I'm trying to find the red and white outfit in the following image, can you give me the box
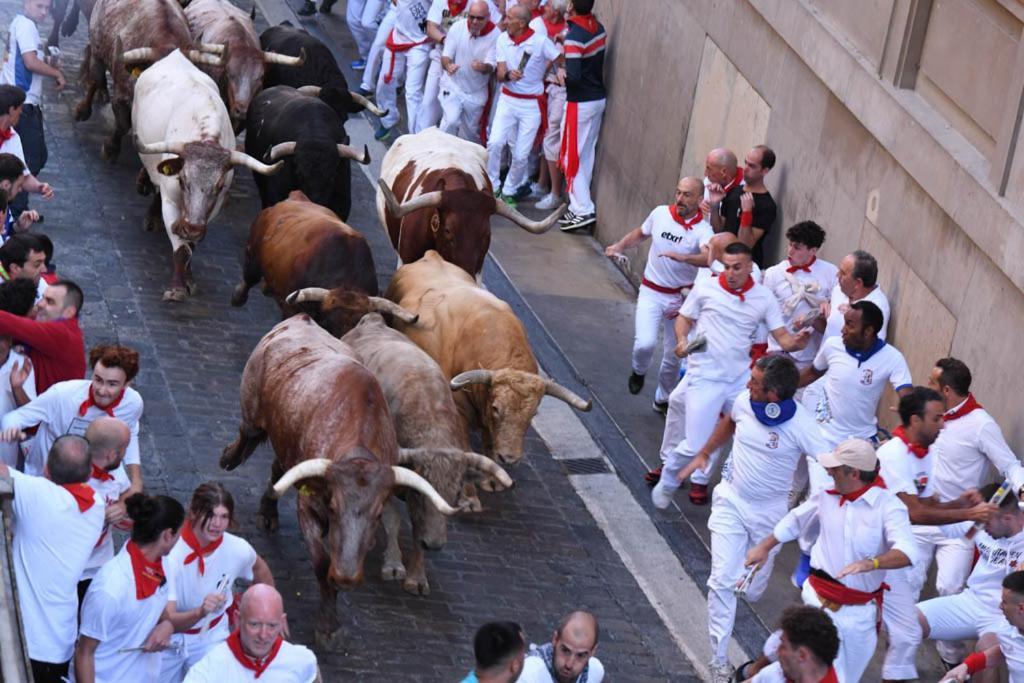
[0,378,143,476]
[375,0,434,130]
[183,632,318,682]
[438,15,498,142]
[750,662,839,682]
[0,347,35,466]
[160,530,258,681]
[559,15,606,217]
[79,541,174,681]
[81,463,132,582]
[529,14,567,163]
[822,284,890,341]
[762,256,838,368]
[486,27,559,196]
[773,481,917,683]
[706,392,828,667]
[415,0,469,132]
[10,469,103,666]
[630,206,712,404]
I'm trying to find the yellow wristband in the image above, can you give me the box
[871,557,880,570]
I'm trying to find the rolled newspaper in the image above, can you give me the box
[735,563,760,596]
[975,479,1012,531]
[518,51,531,72]
[684,334,708,355]
[793,309,822,331]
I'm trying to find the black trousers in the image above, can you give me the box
[11,103,47,215]
[30,658,69,683]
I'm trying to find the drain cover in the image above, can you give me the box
[561,458,611,475]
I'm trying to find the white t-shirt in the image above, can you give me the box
[495,28,559,96]
[967,528,1024,608]
[183,639,319,683]
[763,257,837,364]
[10,469,104,663]
[393,0,433,44]
[639,206,713,289]
[0,127,29,172]
[80,544,173,682]
[823,284,890,341]
[517,653,605,683]
[994,619,1024,683]
[877,436,934,499]
[0,347,35,467]
[82,464,132,580]
[440,19,499,103]
[0,379,144,476]
[1,14,44,106]
[811,337,912,446]
[679,275,785,383]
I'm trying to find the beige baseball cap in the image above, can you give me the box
[817,438,878,471]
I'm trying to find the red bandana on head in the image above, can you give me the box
[786,256,816,273]
[944,393,983,421]
[126,540,166,600]
[510,27,535,46]
[181,523,223,576]
[718,273,755,301]
[61,482,96,512]
[669,206,703,229]
[78,385,125,418]
[90,463,114,482]
[227,629,284,679]
[892,425,929,459]
[827,475,887,506]
[568,13,598,33]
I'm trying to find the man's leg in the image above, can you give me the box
[881,571,922,681]
[403,45,433,131]
[689,375,746,486]
[439,89,462,136]
[706,493,761,668]
[375,47,406,130]
[801,582,877,683]
[414,58,444,133]
[486,97,516,191]
[918,592,992,665]
[655,309,682,405]
[630,286,663,393]
[653,377,727,506]
[347,0,374,59]
[459,99,486,144]
[565,98,605,217]
[362,8,396,92]
[503,99,541,196]
[932,536,977,664]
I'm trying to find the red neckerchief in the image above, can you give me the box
[723,168,744,192]
[718,273,755,302]
[787,666,840,683]
[226,629,284,679]
[181,523,223,576]
[669,206,703,229]
[126,540,166,600]
[78,385,125,417]
[478,21,497,36]
[530,7,543,19]
[568,13,598,33]
[827,475,886,506]
[510,27,535,46]
[542,16,566,38]
[448,0,467,15]
[944,394,983,421]
[786,256,817,273]
[0,127,12,144]
[91,463,115,482]
[61,482,96,512]
[892,425,928,459]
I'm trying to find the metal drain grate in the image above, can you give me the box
[562,458,611,475]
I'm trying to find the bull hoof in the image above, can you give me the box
[402,575,430,596]
[219,443,241,471]
[230,284,249,307]
[315,628,344,651]
[185,280,199,296]
[162,287,188,303]
[381,561,406,582]
[73,102,92,122]
[256,511,279,532]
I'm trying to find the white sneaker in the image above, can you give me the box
[651,480,673,509]
[535,193,562,210]
[529,182,547,198]
[709,661,735,683]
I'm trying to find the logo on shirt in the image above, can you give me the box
[766,432,780,450]
[860,369,874,386]
[914,475,928,495]
[660,231,687,244]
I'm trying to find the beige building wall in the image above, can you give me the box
[591,0,1024,445]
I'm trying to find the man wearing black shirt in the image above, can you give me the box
[714,145,777,267]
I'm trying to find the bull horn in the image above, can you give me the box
[391,466,458,515]
[377,179,443,219]
[187,50,226,67]
[460,452,513,488]
[297,85,321,96]
[196,42,226,55]
[122,47,156,64]
[272,458,332,498]
[134,137,185,156]
[264,47,305,66]
[267,141,297,162]
[337,143,370,165]
[367,296,418,324]
[348,90,388,117]
[493,199,568,235]
[450,369,493,390]
[544,379,592,412]
[286,287,330,305]
[230,150,283,175]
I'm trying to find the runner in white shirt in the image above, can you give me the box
[160,482,275,681]
[374,0,434,137]
[416,0,471,132]
[4,435,103,683]
[80,418,133,595]
[941,571,1024,683]
[76,493,185,683]
[671,355,828,682]
[438,2,499,142]
[820,250,890,341]
[184,584,320,683]
[749,606,841,683]
[604,177,712,411]
[0,343,143,486]
[517,610,603,683]
[651,241,810,508]
[486,5,561,202]
[747,439,917,683]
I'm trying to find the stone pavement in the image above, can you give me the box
[0,0,699,679]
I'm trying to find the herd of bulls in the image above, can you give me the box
[57,0,587,647]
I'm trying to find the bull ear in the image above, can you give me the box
[157,158,184,177]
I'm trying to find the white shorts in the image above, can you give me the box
[918,590,1006,642]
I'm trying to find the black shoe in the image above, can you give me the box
[652,400,668,415]
[628,372,644,394]
[319,0,337,12]
[297,1,316,16]
[560,211,596,232]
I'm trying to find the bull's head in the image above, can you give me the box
[286,287,418,336]
[450,369,592,464]
[297,85,388,122]
[266,139,369,208]
[135,137,282,242]
[224,48,305,129]
[397,448,512,549]
[271,453,459,586]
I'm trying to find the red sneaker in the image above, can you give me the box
[688,483,709,505]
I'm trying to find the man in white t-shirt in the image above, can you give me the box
[438,2,499,142]
[518,611,604,683]
[821,250,890,341]
[651,241,811,508]
[375,0,434,139]
[184,584,320,682]
[79,417,132,598]
[486,5,560,204]
[604,177,711,412]
[941,571,1024,682]
[6,434,103,683]
[416,0,469,132]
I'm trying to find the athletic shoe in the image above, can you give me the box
[512,184,532,201]
[374,124,393,141]
[319,0,337,13]
[535,193,562,210]
[499,194,518,208]
[297,1,316,16]
[791,551,812,589]
[709,661,735,683]
[358,85,374,97]
[350,59,367,71]
[652,400,668,415]
[628,372,644,395]
[529,182,547,198]
[560,211,596,232]
[651,481,673,509]
[644,466,662,487]
[735,661,757,681]
[688,483,709,505]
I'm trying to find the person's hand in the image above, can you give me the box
[471,59,488,73]
[699,199,711,216]
[9,358,30,391]
[604,243,622,258]
[659,251,689,263]
[0,427,26,442]
[836,558,875,579]
[199,592,227,616]
[54,70,66,90]
[939,663,970,681]
[819,301,831,319]
[745,544,769,569]
[791,328,812,350]
[674,340,690,359]
[677,452,708,482]
[962,489,985,506]
[967,502,999,524]
[740,191,754,213]
[104,501,127,525]
[141,620,174,652]
[445,62,459,75]
[509,69,523,82]
[707,183,725,205]
[37,183,54,199]
[553,67,566,86]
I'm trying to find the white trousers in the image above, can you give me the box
[907,527,976,663]
[159,630,224,682]
[360,7,396,91]
[486,94,542,196]
[881,568,923,680]
[347,0,385,59]
[802,580,877,683]
[375,42,431,129]
[439,87,487,143]
[631,285,683,403]
[657,373,747,486]
[414,56,444,132]
[915,590,1007,662]
[559,98,605,215]
[707,487,786,665]
[543,84,566,162]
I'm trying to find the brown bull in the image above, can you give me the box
[386,250,592,464]
[220,315,457,646]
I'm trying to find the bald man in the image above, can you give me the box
[519,611,603,683]
[605,177,712,414]
[184,585,320,682]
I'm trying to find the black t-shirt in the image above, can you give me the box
[719,189,777,267]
